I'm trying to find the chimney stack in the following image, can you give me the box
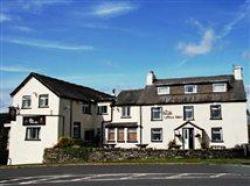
[233,65,243,80]
[146,70,156,86]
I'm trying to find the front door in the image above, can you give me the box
[182,128,194,150]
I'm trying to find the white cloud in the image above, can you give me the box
[14,26,34,32]
[242,50,250,60]
[91,2,137,17]
[0,13,11,23]
[0,65,40,73]
[219,0,250,39]
[2,38,94,51]
[177,29,215,57]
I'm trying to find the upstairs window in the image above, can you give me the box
[151,107,162,121]
[121,106,131,118]
[22,95,31,109]
[211,128,223,142]
[151,128,163,142]
[98,106,108,115]
[39,94,49,108]
[213,83,227,92]
[157,86,170,95]
[210,105,222,120]
[82,103,91,114]
[183,106,194,121]
[184,85,197,94]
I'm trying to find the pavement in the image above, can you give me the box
[0,164,250,186]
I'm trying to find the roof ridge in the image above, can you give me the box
[120,88,144,92]
[156,74,233,81]
[31,72,114,98]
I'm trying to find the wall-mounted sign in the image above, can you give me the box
[23,115,46,125]
[163,109,183,119]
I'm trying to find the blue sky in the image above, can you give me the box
[0,0,250,112]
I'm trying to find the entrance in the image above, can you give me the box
[182,128,194,150]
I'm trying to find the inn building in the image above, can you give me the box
[104,65,248,150]
[4,65,249,165]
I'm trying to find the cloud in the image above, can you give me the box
[0,65,40,73]
[0,13,11,23]
[177,29,215,57]
[91,1,137,17]
[2,38,94,51]
[13,26,34,33]
[242,50,250,60]
[219,0,250,39]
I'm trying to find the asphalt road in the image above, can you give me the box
[0,164,250,186]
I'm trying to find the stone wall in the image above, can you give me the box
[43,147,248,164]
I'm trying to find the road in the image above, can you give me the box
[0,164,250,186]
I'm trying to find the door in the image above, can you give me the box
[182,128,194,150]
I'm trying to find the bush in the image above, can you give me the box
[54,137,74,148]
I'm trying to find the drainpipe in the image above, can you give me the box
[69,100,73,138]
[139,105,143,145]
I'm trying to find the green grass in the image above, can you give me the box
[1,157,250,169]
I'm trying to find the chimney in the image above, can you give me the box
[146,70,156,86]
[233,65,243,80]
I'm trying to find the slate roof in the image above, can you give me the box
[11,72,115,102]
[116,74,246,106]
[105,122,138,128]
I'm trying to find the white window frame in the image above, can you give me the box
[157,86,170,95]
[25,127,40,141]
[121,106,131,118]
[211,128,223,142]
[151,107,162,121]
[39,94,49,108]
[151,128,163,142]
[183,106,194,121]
[98,105,108,115]
[22,95,31,108]
[184,85,197,94]
[212,83,227,92]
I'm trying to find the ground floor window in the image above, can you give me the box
[25,127,41,141]
[84,129,95,142]
[73,122,81,139]
[211,128,223,142]
[151,128,163,142]
[127,128,137,143]
[117,128,125,142]
[108,128,115,142]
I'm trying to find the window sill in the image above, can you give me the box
[21,107,31,109]
[38,106,49,108]
[127,141,138,143]
[210,118,222,120]
[151,119,163,121]
[211,140,224,143]
[117,141,125,143]
[151,140,163,143]
[107,140,115,143]
[98,113,108,115]
[25,139,41,141]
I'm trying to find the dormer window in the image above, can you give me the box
[157,86,170,95]
[213,83,227,92]
[184,85,197,94]
[22,95,31,109]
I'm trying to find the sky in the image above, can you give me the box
[0,0,250,112]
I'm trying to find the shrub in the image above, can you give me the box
[54,137,74,148]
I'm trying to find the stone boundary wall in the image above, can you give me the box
[43,147,248,164]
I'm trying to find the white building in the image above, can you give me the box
[104,66,248,150]
[6,72,114,165]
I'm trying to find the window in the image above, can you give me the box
[25,127,40,141]
[127,128,137,142]
[117,128,125,142]
[22,95,31,108]
[82,103,91,114]
[23,115,46,125]
[157,86,170,95]
[211,128,223,142]
[84,129,95,142]
[183,106,194,121]
[151,107,162,121]
[210,105,222,120]
[98,106,108,114]
[184,85,197,94]
[151,128,163,142]
[39,94,49,108]
[108,128,115,142]
[213,83,227,92]
[73,122,81,139]
[121,106,131,118]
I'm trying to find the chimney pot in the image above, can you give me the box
[233,65,243,80]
